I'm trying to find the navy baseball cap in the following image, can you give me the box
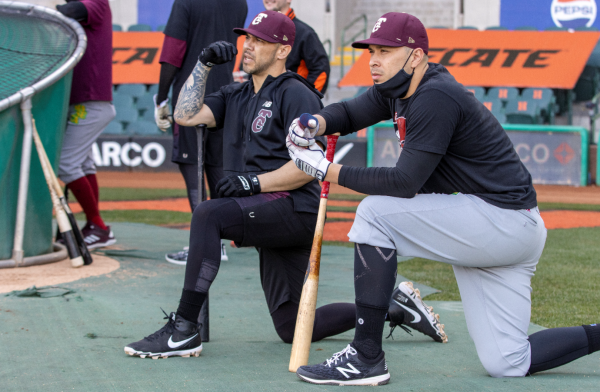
[234,11,295,47]
[352,12,429,54]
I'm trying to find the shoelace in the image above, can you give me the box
[386,323,412,340]
[144,309,176,342]
[326,344,357,367]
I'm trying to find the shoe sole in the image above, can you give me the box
[86,238,117,250]
[297,372,390,386]
[165,255,187,265]
[124,344,202,359]
[399,282,448,343]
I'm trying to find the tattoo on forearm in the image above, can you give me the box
[174,61,210,122]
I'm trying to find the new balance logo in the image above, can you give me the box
[336,363,361,378]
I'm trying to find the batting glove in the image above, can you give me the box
[286,135,331,181]
[153,94,171,132]
[199,41,238,67]
[216,174,261,198]
[288,113,319,147]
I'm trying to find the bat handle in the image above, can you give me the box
[320,135,339,199]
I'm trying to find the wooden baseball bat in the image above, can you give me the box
[31,120,84,268]
[289,134,339,372]
[32,122,93,265]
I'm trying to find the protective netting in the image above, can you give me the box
[0,5,78,101]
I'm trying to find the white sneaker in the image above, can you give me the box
[220,240,228,261]
[165,246,188,265]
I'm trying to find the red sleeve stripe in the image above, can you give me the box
[159,35,187,68]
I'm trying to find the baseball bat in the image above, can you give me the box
[289,134,339,372]
[33,123,93,265]
[31,120,84,268]
[196,124,209,342]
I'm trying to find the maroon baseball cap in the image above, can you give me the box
[352,12,429,54]
[234,11,295,46]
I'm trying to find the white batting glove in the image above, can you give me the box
[288,113,319,147]
[153,94,172,132]
[286,135,331,181]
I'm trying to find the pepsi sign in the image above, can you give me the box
[551,0,597,28]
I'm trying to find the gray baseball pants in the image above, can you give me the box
[348,193,547,377]
[58,101,115,184]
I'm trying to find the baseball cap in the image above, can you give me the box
[234,11,295,47]
[352,12,429,54]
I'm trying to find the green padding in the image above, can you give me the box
[0,73,72,259]
[1,222,599,391]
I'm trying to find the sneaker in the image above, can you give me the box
[296,344,390,386]
[124,310,202,359]
[387,281,448,343]
[81,223,116,250]
[165,247,188,265]
[220,240,228,261]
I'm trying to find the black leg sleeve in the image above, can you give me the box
[528,326,589,375]
[178,163,198,212]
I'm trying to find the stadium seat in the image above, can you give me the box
[137,94,156,113]
[493,112,507,124]
[112,93,135,109]
[487,87,519,103]
[485,26,508,30]
[112,24,123,31]
[573,66,600,102]
[102,121,124,135]
[521,88,555,120]
[117,84,147,99]
[505,100,538,124]
[457,26,478,30]
[481,97,503,117]
[156,24,167,32]
[514,26,537,30]
[114,107,139,125]
[544,26,568,31]
[127,24,152,32]
[141,108,157,122]
[127,120,164,136]
[148,84,159,96]
[465,86,485,101]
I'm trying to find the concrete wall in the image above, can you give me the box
[463,0,501,30]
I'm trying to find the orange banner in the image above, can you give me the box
[339,30,600,89]
[112,32,246,84]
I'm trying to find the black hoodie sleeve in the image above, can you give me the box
[320,87,391,136]
[56,1,88,22]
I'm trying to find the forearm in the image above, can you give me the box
[157,62,179,103]
[258,161,315,192]
[174,61,211,125]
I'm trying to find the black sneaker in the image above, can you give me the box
[165,247,188,265]
[296,344,390,386]
[387,281,448,343]
[81,223,116,250]
[124,311,202,359]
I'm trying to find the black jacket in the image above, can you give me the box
[204,72,325,213]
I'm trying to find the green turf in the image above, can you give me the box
[398,227,600,328]
[327,205,358,212]
[78,187,189,201]
[538,202,600,211]
[328,193,366,201]
[74,210,191,226]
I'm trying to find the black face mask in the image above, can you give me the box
[374,49,415,99]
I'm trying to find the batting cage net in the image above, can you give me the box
[0,3,80,102]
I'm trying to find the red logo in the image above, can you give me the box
[554,142,575,164]
[394,112,406,149]
[252,109,272,133]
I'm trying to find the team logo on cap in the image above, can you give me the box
[373,17,387,32]
[253,13,268,25]
[551,0,597,29]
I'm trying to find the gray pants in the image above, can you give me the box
[348,193,547,377]
[58,101,115,184]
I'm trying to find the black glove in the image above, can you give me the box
[199,41,237,67]
[215,174,261,198]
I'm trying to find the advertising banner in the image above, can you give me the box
[339,30,599,89]
[369,124,588,186]
[94,135,178,172]
[501,0,599,30]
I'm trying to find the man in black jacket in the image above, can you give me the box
[263,0,330,93]
[124,11,355,359]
